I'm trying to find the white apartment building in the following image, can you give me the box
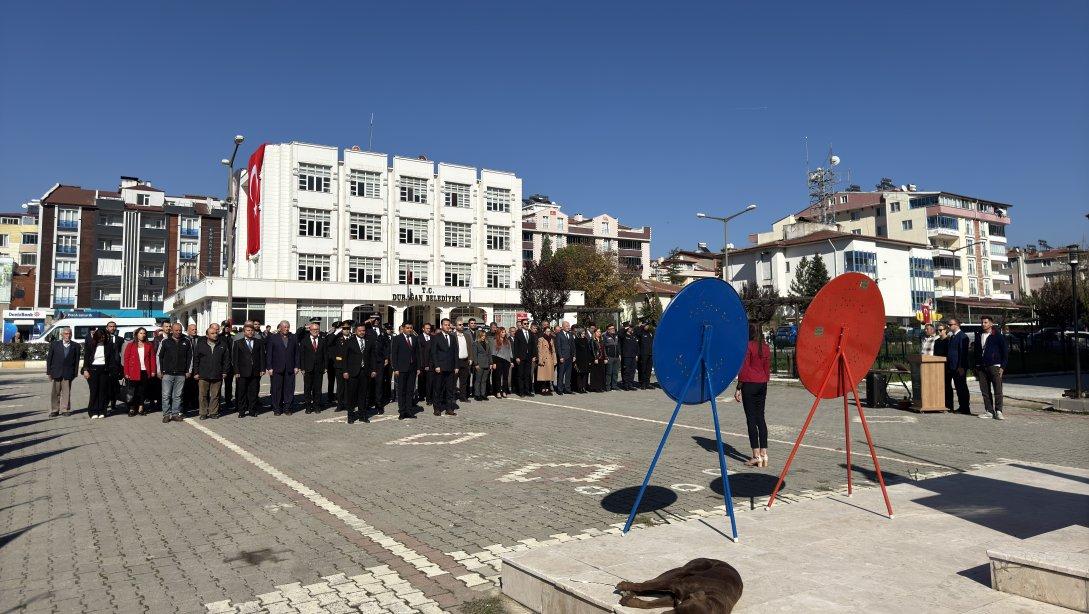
[727,229,934,321]
[166,142,583,330]
[521,194,652,278]
[795,189,1014,315]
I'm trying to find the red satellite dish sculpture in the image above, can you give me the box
[766,272,894,518]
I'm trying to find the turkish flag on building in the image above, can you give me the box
[245,144,266,259]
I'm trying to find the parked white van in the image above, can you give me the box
[33,317,160,344]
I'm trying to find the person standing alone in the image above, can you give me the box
[734,325,771,467]
[973,315,1008,420]
[46,328,81,417]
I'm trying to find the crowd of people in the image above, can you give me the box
[43,315,661,424]
[919,315,1010,420]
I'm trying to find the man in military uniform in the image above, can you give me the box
[330,321,353,411]
[619,322,640,391]
[637,321,654,389]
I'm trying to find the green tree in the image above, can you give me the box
[664,248,685,285]
[540,236,554,263]
[789,256,812,298]
[1030,276,1088,328]
[519,259,570,324]
[808,255,831,288]
[638,295,664,324]
[551,245,637,313]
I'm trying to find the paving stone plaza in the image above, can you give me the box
[2,369,1087,613]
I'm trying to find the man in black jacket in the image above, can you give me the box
[636,322,655,389]
[431,318,459,415]
[46,327,81,416]
[232,324,265,418]
[329,322,353,411]
[619,322,640,391]
[416,323,434,405]
[325,321,346,406]
[157,323,193,423]
[102,321,125,414]
[193,325,230,419]
[390,322,419,419]
[344,323,377,423]
[298,322,326,414]
[945,318,972,414]
[512,319,535,397]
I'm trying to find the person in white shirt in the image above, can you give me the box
[920,324,938,356]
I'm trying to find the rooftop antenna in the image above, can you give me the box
[368,113,375,151]
[807,143,841,226]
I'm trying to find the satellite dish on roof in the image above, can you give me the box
[900,185,908,191]
[829,155,840,166]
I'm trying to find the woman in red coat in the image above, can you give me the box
[122,327,157,416]
[733,324,771,467]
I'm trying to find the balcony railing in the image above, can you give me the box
[179,252,199,260]
[57,220,78,231]
[934,267,961,279]
[180,228,199,237]
[55,271,76,280]
[927,227,959,238]
[56,246,77,255]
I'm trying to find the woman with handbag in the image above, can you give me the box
[122,327,157,416]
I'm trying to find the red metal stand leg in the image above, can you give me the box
[841,355,853,496]
[766,351,840,510]
[842,358,894,518]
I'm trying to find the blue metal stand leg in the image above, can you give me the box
[622,350,705,535]
[708,376,739,542]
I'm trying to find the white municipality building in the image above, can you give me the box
[165,141,583,330]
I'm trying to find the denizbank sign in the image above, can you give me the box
[391,286,466,304]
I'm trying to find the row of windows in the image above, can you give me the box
[297,255,512,288]
[297,209,511,249]
[844,250,878,277]
[909,257,933,278]
[296,166,514,212]
[927,215,958,230]
[0,232,37,246]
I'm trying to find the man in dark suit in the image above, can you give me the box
[390,322,419,419]
[232,323,265,417]
[431,318,459,415]
[101,321,126,414]
[46,327,81,416]
[416,323,434,405]
[637,322,655,389]
[298,322,326,414]
[619,322,640,390]
[945,317,972,414]
[554,321,574,394]
[972,315,1009,420]
[455,320,473,402]
[343,323,377,423]
[329,322,353,411]
[325,320,345,406]
[512,319,535,397]
[378,322,394,409]
[265,320,300,416]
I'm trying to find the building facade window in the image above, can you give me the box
[140,289,163,303]
[136,193,150,206]
[844,250,877,276]
[909,257,933,278]
[349,213,382,241]
[850,211,860,221]
[298,163,332,193]
[967,258,976,275]
[143,216,166,229]
[618,239,641,250]
[141,265,165,277]
[444,222,472,248]
[179,240,199,260]
[399,176,428,203]
[55,285,76,305]
[0,234,6,247]
[348,257,382,283]
[890,203,901,213]
[486,225,509,251]
[522,249,533,262]
[298,208,331,238]
[296,302,342,332]
[142,240,166,253]
[349,170,382,198]
[398,260,429,285]
[969,278,978,295]
[486,264,510,288]
[231,299,266,326]
[178,263,199,286]
[444,263,471,287]
[20,253,36,266]
[444,182,471,208]
[21,232,38,245]
[399,218,429,245]
[600,221,610,235]
[926,215,958,230]
[97,259,123,276]
[297,254,330,281]
[98,239,122,251]
[58,208,79,230]
[95,289,121,302]
[485,187,511,212]
[180,217,199,237]
[901,220,913,231]
[57,235,77,254]
[0,216,17,224]
[100,213,123,227]
[620,256,642,271]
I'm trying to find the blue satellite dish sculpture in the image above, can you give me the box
[622,278,749,541]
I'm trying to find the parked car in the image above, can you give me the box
[774,325,798,347]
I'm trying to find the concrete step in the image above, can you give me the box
[988,526,1089,612]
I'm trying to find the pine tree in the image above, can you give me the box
[789,256,812,298]
[807,256,831,293]
[540,236,554,263]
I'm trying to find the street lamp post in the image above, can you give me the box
[1070,248,1082,399]
[696,204,757,283]
[221,135,244,329]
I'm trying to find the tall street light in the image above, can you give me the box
[696,204,757,282]
[222,134,244,328]
[1069,247,1082,399]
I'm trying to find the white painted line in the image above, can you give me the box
[853,415,917,424]
[574,485,610,496]
[497,462,621,483]
[315,414,397,424]
[184,418,479,590]
[0,404,27,410]
[671,483,704,492]
[509,397,945,468]
[386,432,486,446]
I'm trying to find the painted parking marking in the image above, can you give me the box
[853,415,918,424]
[497,462,621,483]
[184,418,483,590]
[386,432,486,446]
[315,414,397,424]
[574,485,610,496]
[509,397,945,468]
[671,483,704,492]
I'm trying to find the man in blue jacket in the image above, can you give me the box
[973,315,1008,420]
[945,318,972,414]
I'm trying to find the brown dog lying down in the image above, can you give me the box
[615,558,743,613]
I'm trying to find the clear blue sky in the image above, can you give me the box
[2,1,1086,256]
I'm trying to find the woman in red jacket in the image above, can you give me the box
[733,324,771,467]
[122,327,157,416]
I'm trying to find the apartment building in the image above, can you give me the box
[796,189,1014,315]
[167,142,584,330]
[521,194,652,278]
[649,244,721,285]
[1002,247,1082,301]
[35,178,225,317]
[0,207,39,268]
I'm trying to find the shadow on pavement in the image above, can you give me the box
[0,446,83,474]
[1009,463,1089,488]
[710,473,781,499]
[690,436,750,464]
[601,485,678,515]
[0,513,73,550]
[836,463,911,485]
[0,591,53,614]
[956,563,991,587]
[912,472,1089,539]
[0,434,68,458]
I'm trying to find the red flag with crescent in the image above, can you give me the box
[245,144,266,259]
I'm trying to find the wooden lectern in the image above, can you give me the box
[908,354,946,412]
